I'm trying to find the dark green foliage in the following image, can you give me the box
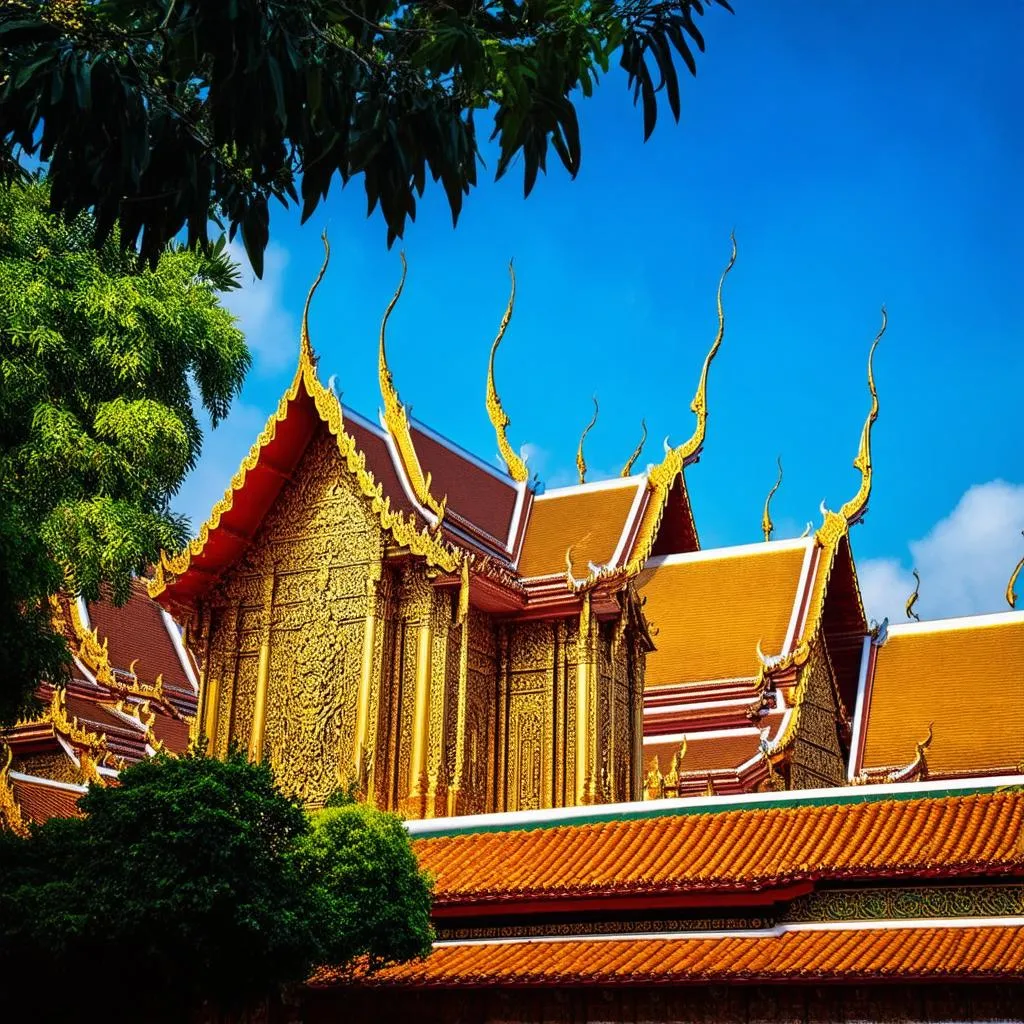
[298,804,434,972]
[0,750,433,1018]
[0,0,733,275]
[0,177,248,725]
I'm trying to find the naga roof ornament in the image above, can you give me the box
[817,307,887,545]
[576,396,599,485]
[621,419,648,477]
[906,569,921,621]
[762,456,783,542]
[378,253,447,523]
[1006,532,1024,609]
[299,229,330,371]
[486,260,530,483]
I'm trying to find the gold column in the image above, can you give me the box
[448,566,471,816]
[353,567,381,777]
[575,594,593,805]
[408,615,433,797]
[248,572,275,763]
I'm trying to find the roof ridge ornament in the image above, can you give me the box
[648,232,737,489]
[621,419,648,477]
[762,455,783,542]
[378,252,447,523]
[1006,531,1024,609]
[299,230,330,371]
[576,396,599,485]
[906,569,921,622]
[486,260,530,483]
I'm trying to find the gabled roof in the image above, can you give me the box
[850,611,1024,781]
[9,772,86,825]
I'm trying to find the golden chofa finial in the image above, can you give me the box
[762,456,783,542]
[1007,531,1024,609]
[576,396,599,485]
[486,260,529,482]
[838,306,887,527]
[378,253,446,522]
[649,232,737,488]
[621,419,648,477]
[300,230,331,369]
[906,569,921,622]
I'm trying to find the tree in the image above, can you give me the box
[0,749,433,1020]
[0,0,733,276]
[0,177,249,724]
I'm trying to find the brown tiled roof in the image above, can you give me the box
[860,615,1024,778]
[345,414,418,519]
[412,791,1024,907]
[87,584,192,693]
[150,713,192,754]
[10,776,85,823]
[318,923,1024,987]
[518,482,639,579]
[644,723,782,775]
[636,542,810,688]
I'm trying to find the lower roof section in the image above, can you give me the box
[313,918,1024,988]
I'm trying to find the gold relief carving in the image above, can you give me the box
[508,693,544,812]
[0,746,29,837]
[12,751,82,786]
[786,884,1024,924]
[230,655,258,750]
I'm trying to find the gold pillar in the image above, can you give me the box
[575,594,593,805]
[248,573,275,763]
[408,616,433,797]
[448,567,471,815]
[353,568,381,777]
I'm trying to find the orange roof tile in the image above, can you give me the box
[518,482,639,579]
[317,923,1024,987]
[644,727,774,775]
[861,616,1024,778]
[636,542,811,687]
[412,791,1023,906]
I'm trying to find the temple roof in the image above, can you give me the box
[9,772,86,825]
[851,611,1024,781]
[315,922,1024,988]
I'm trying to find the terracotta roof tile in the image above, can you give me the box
[861,617,1024,777]
[11,776,85,823]
[644,726,776,775]
[413,792,1024,906]
[319,924,1024,987]
[518,483,639,579]
[637,543,810,687]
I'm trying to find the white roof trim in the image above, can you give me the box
[792,545,822,644]
[8,771,89,794]
[434,916,1024,949]
[644,694,781,716]
[644,537,813,568]
[848,635,874,780]
[783,541,816,654]
[377,409,439,530]
[506,480,529,557]
[535,475,645,500]
[610,478,648,568]
[643,726,762,745]
[885,609,1024,636]
[341,404,389,439]
[75,595,91,631]
[406,773,1024,838]
[161,608,200,692]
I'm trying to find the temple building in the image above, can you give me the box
[3,236,1022,1019]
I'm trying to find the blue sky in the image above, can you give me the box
[177,0,1024,624]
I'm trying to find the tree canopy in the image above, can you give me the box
[0,177,248,724]
[0,749,433,1019]
[0,0,733,275]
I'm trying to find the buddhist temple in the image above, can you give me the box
[4,236,1022,1020]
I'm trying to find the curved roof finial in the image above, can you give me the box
[762,455,783,542]
[620,419,648,477]
[1007,531,1024,609]
[906,568,921,622]
[838,306,886,527]
[486,260,529,483]
[378,253,446,521]
[649,232,737,486]
[576,396,599,485]
[299,230,331,369]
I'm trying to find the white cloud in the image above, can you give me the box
[173,401,270,534]
[222,241,296,372]
[858,480,1024,624]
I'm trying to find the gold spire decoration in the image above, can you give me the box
[620,419,648,477]
[648,232,737,489]
[378,252,446,522]
[576,396,599,485]
[299,230,330,368]
[1007,532,1024,609]
[486,260,529,483]
[906,569,921,622]
[762,456,783,542]
[0,743,29,837]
